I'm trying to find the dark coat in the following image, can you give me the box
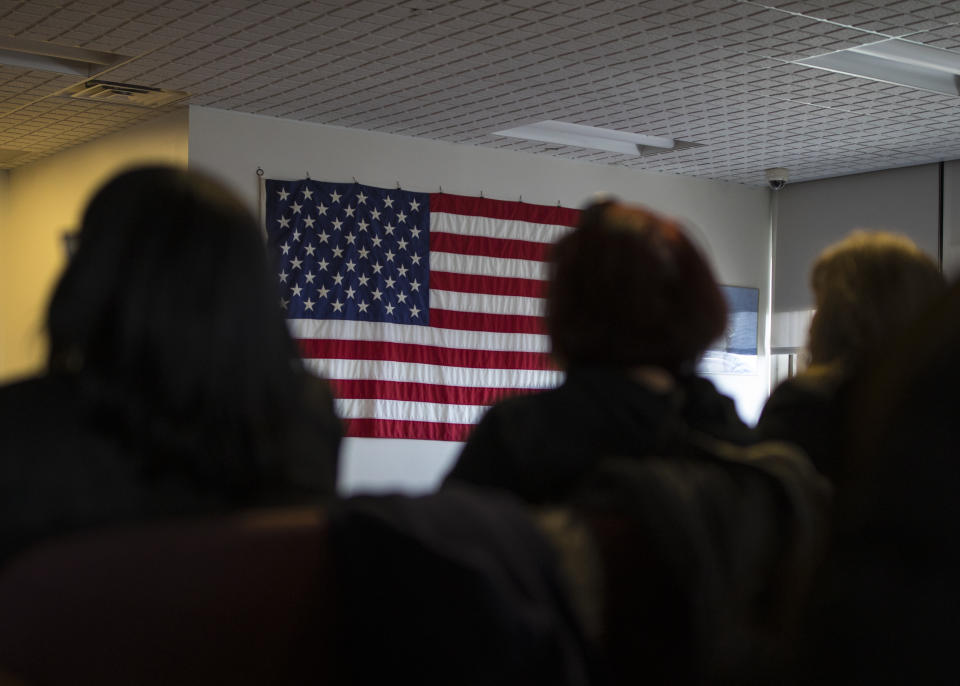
[0,372,340,564]
[445,366,755,504]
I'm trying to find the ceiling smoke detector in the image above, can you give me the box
[64,80,188,108]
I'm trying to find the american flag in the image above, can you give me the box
[265,179,580,441]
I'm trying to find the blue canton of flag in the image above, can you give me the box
[265,180,430,325]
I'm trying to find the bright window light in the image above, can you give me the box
[797,39,960,96]
[494,120,675,155]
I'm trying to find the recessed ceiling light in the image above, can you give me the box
[797,39,960,96]
[0,36,127,76]
[494,120,675,155]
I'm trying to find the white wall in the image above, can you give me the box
[775,164,941,314]
[942,160,960,280]
[188,106,772,494]
[0,111,189,381]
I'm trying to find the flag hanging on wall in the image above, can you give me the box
[265,179,580,442]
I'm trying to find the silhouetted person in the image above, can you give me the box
[757,231,944,483]
[445,199,752,504]
[0,166,341,564]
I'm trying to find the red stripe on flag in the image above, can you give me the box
[429,308,547,335]
[432,193,581,227]
[430,231,552,262]
[344,418,475,442]
[328,379,541,406]
[430,271,547,298]
[298,338,555,370]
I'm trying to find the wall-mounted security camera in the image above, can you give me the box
[765,167,789,191]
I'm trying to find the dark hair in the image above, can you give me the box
[807,231,944,366]
[46,166,335,499]
[546,201,727,372]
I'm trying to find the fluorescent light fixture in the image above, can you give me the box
[0,36,127,76]
[797,39,960,96]
[494,120,675,155]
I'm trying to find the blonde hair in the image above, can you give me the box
[808,231,944,366]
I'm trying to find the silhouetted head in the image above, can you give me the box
[807,231,945,367]
[547,200,727,373]
[46,166,336,498]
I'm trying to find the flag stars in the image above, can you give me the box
[371,208,381,221]
[397,237,409,251]
[333,273,345,285]
[331,299,344,312]
[397,210,407,224]
[384,276,396,289]
[280,297,289,310]
[384,223,395,235]
[291,284,303,297]
[358,246,370,259]
[409,305,421,319]
[317,258,329,271]
[384,196,395,208]
[280,242,291,255]
[356,191,368,204]
[410,279,421,292]
[396,292,408,304]
[345,232,357,245]
[371,288,383,300]
[305,243,316,257]
[371,262,383,274]
[305,271,316,284]
[330,190,342,203]
[409,198,420,212]
[278,269,289,283]
[358,219,369,232]
[291,201,302,215]
[278,216,290,229]
[290,257,303,270]
[278,188,290,201]
[358,300,370,314]
[385,249,396,262]
[303,216,316,229]
[318,285,330,299]
[385,303,396,315]
[410,227,422,239]
[332,246,345,258]
[317,202,328,216]
[410,253,422,265]
[331,218,343,231]
[397,265,409,278]
[345,259,357,272]
[318,230,330,244]
[302,187,313,200]
[345,286,356,299]
[304,298,316,311]
[371,236,383,248]
[357,274,370,287]
[344,205,356,218]
[292,229,301,242]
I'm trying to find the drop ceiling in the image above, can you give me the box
[2,0,960,186]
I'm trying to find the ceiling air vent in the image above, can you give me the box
[65,80,188,108]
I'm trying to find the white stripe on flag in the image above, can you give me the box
[431,211,574,243]
[289,318,551,353]
[335,397,488,425]
[431,289,545,317]
[431,250,548,280]
[304,358,563,389]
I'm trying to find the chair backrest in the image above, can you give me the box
[0,507,335,686]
